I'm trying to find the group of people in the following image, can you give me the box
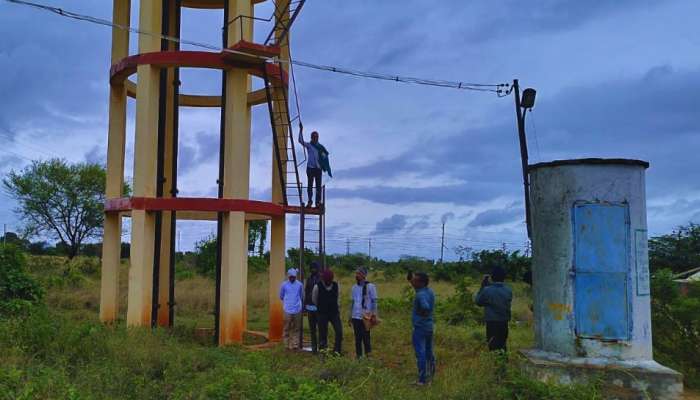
[293,129,513,384]
[279,262,513,386]
[278,263,377,358]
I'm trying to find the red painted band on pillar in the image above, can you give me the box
[104,197,286,216]
[110,49,288,86]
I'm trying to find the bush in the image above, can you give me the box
[194,235,217,277]
[0,245,44,316]
[249,256,268,273]
[69,256,100,276]
[651,269,700,387]
[439,276,482,325]
[174,261,195,280]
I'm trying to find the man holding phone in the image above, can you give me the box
[475,266,512,352]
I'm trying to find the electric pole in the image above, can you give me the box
[512,79,537,240]
[368,238,372,267]
[439,222,445,265]
[346,238,350,256]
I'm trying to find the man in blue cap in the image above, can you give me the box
[279,267,303,350]
[475,266,513,352]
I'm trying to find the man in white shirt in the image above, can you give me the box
[279,268,303,350]
[348,267,378,358]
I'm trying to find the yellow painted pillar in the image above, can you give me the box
[157,0,180,328]
[100,0,130,324]
[268,0,291,342]
[127,0,162,327]
[218,0,253,345]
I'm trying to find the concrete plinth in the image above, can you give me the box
[521,350,683,399]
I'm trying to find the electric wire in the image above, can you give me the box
[3,0,529,256]
[4,0,510,95]
[528,109,542,162]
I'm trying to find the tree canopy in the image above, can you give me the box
[3,159,116,259]
[649,223,700,273]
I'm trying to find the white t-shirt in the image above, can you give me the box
[350,281,378,319]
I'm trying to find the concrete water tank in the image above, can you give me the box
[523,158,683,399]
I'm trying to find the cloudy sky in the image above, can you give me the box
[1,1,699,260]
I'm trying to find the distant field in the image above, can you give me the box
[0,256,612,399]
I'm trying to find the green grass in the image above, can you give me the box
[0,256,602,399]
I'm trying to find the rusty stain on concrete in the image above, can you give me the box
[548,303,571,320]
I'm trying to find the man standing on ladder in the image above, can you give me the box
[299,126,331,208]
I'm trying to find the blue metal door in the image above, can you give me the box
[573,203,630,340]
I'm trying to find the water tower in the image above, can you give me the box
[98,0,323,346]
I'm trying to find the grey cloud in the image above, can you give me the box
[330,182,507,206]
[441,212,455,224]
[84,145,105,165]
[371,214,408,236]
[452,0,659,43]
[177,131,220,175]
[408,219,430,232]
[468,205,524,228]
[332,64,700,207]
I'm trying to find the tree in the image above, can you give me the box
[248,220,267,257]
[3,159,120,259]
[650,269,700,386]
[649,223,700,273]
[194,235,217,277]
[0,231,29,249]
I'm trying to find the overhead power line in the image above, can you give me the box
[4,0,510,94]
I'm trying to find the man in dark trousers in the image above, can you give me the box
[298,128,331,208]
[475,266,513,352]
[312,268,343,354]
[304,261,321,353]
[411,271,436,385]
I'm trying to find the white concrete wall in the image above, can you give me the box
[529,160,652,360]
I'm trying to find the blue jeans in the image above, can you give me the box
[412,328,435,383]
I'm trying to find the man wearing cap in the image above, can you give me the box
[279,268,304,350]
[349,267,378,358]
[475,266,513,352]
[304,262,322,353]
[312,268,343,354]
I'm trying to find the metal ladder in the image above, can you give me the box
[264,0,307,47]
[300,186,326,269]
[262,62,303,208]
[262,62,325,269]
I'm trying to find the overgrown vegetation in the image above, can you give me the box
[651,269,700,387]
[0,248,605,399]
[2,214,700,397]
[649,223,700,273]
[0,245,43,316]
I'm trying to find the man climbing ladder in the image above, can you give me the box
[299,126,331,208]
